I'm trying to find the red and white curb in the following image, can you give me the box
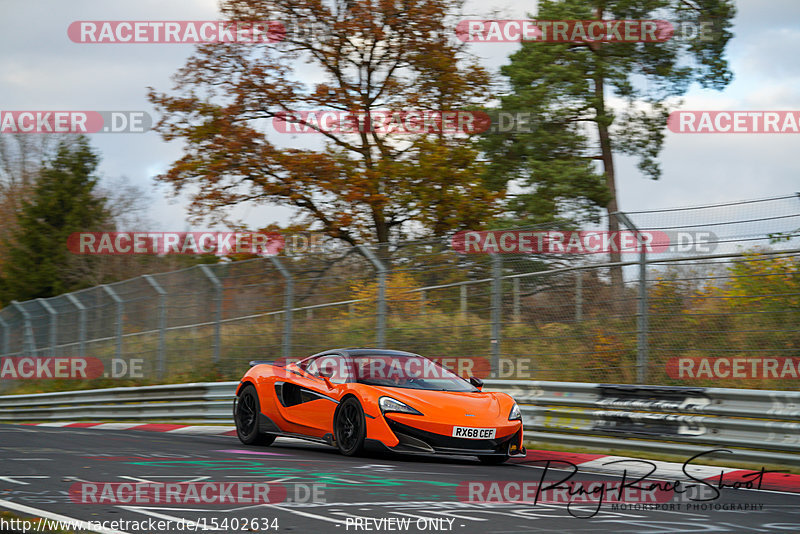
[514,449,800,494]
[15,422,800,494]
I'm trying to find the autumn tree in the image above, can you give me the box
[149,0,499,257]
[481,0,735,289]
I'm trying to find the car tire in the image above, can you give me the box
[478,455,510,465]
[235,384,276,446]
[334,397,366,456]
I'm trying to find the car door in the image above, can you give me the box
[274,354,347,435]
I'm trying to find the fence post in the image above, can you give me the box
[101,286,124,360]
[358,245,387,348]
[200,265,222,364]
[512,277,521,322]
[66,294,86,357]
[0,315,9,355]
[37,298,58,357]
[637,247,649,384]
[269,257,294,360]
[614,212,649,384]
[575,270,583,323]
[143,275,167,379]
[460,284,467,318]
[490,254,502,377]
[11,301,35,356]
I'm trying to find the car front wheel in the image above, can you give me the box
[334,397,366,456]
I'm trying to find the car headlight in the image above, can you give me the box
[509,402,522,421]
[379,396,423,416]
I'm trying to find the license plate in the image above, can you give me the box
[452,426,496,439]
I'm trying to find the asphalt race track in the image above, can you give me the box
[1,425,800,533]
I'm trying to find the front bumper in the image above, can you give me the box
[371,418,525,457]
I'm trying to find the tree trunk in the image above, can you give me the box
[372,207,392,268]
[593,6,624,309]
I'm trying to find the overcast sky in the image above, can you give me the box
[1,0,798,233]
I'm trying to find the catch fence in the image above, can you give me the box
[0,195,798,391]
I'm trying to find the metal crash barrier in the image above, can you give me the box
[0,380,798,466]
[0,382,237,423]
[485,380,800,466]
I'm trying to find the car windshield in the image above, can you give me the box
[350,354,478,392]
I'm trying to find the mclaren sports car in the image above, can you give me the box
[234,348,526,463]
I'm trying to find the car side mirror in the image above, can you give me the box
[469,376,484,390]
[318,368,335,388]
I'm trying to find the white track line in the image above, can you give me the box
[0,498,130,534]
[259,503,345,524]
[91,423,141,430]
[576,455,741,480]
[0,476,49,485]
[116,506,217,531]
[166,426,235,434]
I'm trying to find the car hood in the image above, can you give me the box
[369,386,512,420]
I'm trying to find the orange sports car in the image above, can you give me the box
[234,348,525,464]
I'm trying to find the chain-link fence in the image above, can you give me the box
[0,195,798,392]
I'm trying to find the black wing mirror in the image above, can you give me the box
[469,376,484,390]
[318,368,335,388]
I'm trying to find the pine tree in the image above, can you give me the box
[0,137,110,303]
[482,0,735,291]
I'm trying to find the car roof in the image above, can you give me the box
[308,348,421,358]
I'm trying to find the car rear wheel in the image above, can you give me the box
[478,454,510,465]
[334,397,366,456]
[235,384,276,446]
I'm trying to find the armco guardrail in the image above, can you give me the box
[0,380,798,466]
[0,382,238,423]
[491,380,800,466]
